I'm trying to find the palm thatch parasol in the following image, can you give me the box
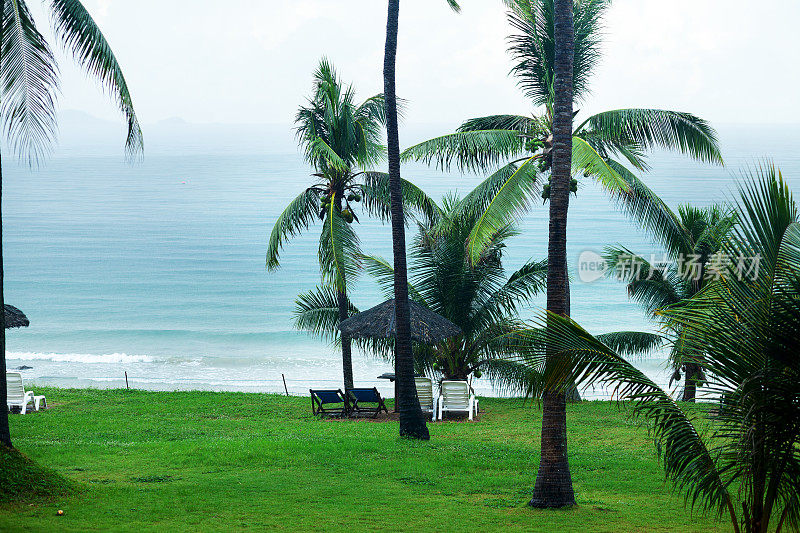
[4,305,29,329]
[338,299,461,344]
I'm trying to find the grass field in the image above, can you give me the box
[0,388,728,532]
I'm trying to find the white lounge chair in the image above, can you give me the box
[6,372,46,414]
[414,377,435,421]
[437,380,478,421]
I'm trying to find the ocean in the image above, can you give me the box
[5,122,799,398]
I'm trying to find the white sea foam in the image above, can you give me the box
[7,352,155,364]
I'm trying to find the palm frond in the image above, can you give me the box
[361,171,441,224]
[306,135,349,172]
[295,59,386,172]
[401,129,526,173]
[487,258,548,311]
[604,246,685,313]
[444,0,461,12]
[655,164,800,530]
[480,357,544,397]
[318,199,361,292]
[465,157,541,265]
[507,0,609,106]
[595,331,664,358]
[572,136,628,193]
[293,285,359,342]
[49,0,142,156]
[605,159,688,257]
[581,109,723,165]
[361,253,425,303]
[266,188,320,269]
[458,114,545,135]
[355,93,387,126]
[1,0,59,162]
[471,258,547,331]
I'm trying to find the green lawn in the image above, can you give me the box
[0,388,728,532]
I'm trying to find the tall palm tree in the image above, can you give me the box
[604,201,736,401]
[0,0,141,449]
[403,0,722,267]
[533,0,576,509]
[402,0,722,504]
[382,0,460,440]
[520,165,800,533]
[267,59,436,391]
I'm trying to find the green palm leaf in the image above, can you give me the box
[572,136,629,193]
[465,157,541,265]
[507,0,609,106]
[655,166,800,530]
[361,253,424,303]
[605,159,687,256]
[266,188,320,269]
[294,285,359,342]
[401,129,527,173]
[595,331,664,358]
[319,199,360,292]
[361,171,441,224]
[49,0,142,155]
[307,135,349,172]
[471,259,547,330]
[580,109,723,165]
[459,114,545,135]
[603,246,684,313]
[1,0,59,161]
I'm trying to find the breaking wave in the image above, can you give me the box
[6,352,155,364]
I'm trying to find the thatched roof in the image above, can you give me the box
[4,305,29,329]
[338,299,461,344]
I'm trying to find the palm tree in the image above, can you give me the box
[533,0,576,509]
[519,164,800,533]
[403,0,722,267]
[402,0,722,505]
[382,0,460,440]
[604,201,736,401]
[363,195,548,386]
[267,59,436,391]
[0,0,141,449]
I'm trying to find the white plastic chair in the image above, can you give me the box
[6,372,46,414]
[414,377,435,421]
[437,380,478,421]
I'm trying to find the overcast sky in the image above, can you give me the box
[29,0,800,128]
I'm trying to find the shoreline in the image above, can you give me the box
[14,354,676,401]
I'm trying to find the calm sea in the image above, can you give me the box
[5,123,799,398]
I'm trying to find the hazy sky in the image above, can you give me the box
[29,0,800,128]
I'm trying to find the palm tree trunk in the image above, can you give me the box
[530,0,575,508]
[681,363,699,402]
[384,0,428,440]
[0,150,10,448]
[333,192,355,391]
[337,289,354,390]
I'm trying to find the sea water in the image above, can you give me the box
[5,123,799,398]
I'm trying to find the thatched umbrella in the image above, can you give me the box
[339,299,461,412]
[338,299,461,344]
[4,305,29,329]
